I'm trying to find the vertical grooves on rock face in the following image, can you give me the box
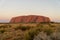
[22,16,26,23]
[42,17,45,23]
[28,16,33,23]
[29,16,35,23]
[20,16,24,23]
[33,16,38,23]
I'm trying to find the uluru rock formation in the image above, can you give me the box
[10,15,50,23]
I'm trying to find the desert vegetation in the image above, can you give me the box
[0,22,60,40]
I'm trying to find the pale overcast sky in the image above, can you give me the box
[0,0,60,22]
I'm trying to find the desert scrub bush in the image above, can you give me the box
[0,29,31,40]
[0,24,11,28]
[12,30,24,40]
[50,32,60,40]
[0,28,5,33]
[37,23,44,27]
[24,27,41,40]
[0,30,5,33]
[0,30,24,40]
[40,24,55,35]
[42,26,54,35]
[43,28,53,35]
[55,25,60,32]
[14,26,31,31]
[48,23,56,27]
[33,31,60,40]
[0,32,13,40]
[33,32,51,40]
[5,28,15,32]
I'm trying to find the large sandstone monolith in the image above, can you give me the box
[10,15,50,23]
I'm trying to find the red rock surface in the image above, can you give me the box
[10,15,51,23]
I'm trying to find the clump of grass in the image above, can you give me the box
[0,28,6,34]
[14,26,31,31]
[44,28,53,35]
[24,27,41,40]
[0,24,11,28]
[48,24,56,27]
[50,32,60,40]
[33,32,51,40]
[0,29,5,33]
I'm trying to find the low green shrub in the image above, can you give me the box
[15,26,31,31]
[44,28,53,35]
[0,29,5,33]
[24,28,41,40]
